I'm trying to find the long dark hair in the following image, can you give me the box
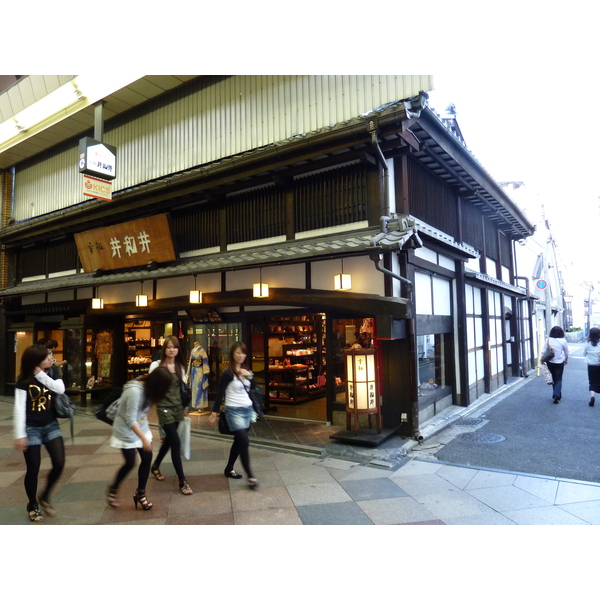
[19,345,50,379]
[140,366,172,409]
[158,335,187,373]
[549,326,565,338]
[229,341,249,375]
[589,327,600,347]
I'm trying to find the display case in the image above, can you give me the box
[125,321,153,380]
[266,315,325,404]
[267,363,310,403]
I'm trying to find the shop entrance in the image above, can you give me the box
[250,313,375,424]
[183,322,242,401]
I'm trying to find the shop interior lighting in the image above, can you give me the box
[253,268,269,298]
[189,274,202,303]
[136,281,148,307]
[334,258,352,290]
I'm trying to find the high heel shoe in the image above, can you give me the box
[107,488,120,508]
[151,465,165,481]
[133,490,153,511]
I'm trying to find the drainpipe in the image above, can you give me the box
[367,121,390,216]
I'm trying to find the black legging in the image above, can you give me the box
[226,428,254,478]
[110,447,152,492]
[153,421,186,482]
[23,436,65,509]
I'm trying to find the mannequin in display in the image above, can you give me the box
[187,341,210,412]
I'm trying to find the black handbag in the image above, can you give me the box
[95,387,124,425]
[218,411,233,435]
[180,380,191,408]
[541,345,555,364]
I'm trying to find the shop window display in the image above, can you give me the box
[417,333,451,399]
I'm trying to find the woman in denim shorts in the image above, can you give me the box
[13,345,67,522]
[208,341,258,489]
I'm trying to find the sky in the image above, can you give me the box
[427,70,600,294]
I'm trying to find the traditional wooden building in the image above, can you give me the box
[0,75,535,442]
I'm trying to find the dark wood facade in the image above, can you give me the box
[0,89,535,440]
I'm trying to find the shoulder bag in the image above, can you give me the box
[53,392,76,442]
[218,410,233,435]
[541,344,554,364]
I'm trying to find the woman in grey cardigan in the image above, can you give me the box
[106,367,172,510]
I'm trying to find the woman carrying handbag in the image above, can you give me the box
[544,326,569,404]
[13,345,67,522]
[207,341,258,489]
[148,335,193,495]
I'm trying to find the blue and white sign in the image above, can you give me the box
[79,137,117,180]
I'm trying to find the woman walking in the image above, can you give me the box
[107,366,172,510]
[207,341,258,489]
[544,326,569,404]
[583,327,600,407]
[13,345,67,522]
[148,335,193,495]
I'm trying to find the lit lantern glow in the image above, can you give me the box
[345,347,381,434]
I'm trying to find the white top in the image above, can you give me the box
[583,341,600,365]
[225,375,253,408]
[546,337,569,364]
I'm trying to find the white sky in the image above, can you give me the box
[428,70,600,291]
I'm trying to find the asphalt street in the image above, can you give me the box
[431,341,600,483]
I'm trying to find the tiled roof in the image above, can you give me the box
[0,217,480,299]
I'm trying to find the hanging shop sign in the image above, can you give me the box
[83,174,112,201]
[79,137,117,180]
[74,214,177,273]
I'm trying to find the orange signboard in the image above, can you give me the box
[82,174,112,201]
[75,214,177,273]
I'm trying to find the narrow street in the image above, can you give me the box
[410,341,600,484]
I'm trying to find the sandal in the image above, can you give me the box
[224,469,243,479]
[28,506,44,522]
[133,490,153,511]
[151,466,165,481]
[179,480,193,495]
[38,496,56,517]
[107,488,120,508]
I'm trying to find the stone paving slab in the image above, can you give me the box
[1,399,600,528]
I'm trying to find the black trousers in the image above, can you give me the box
[110,447,152,492]
[153,421,186,482]
[23,437,65,509]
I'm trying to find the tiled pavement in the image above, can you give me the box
[2,399,600,525]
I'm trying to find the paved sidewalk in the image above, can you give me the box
[2,399,600,525]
